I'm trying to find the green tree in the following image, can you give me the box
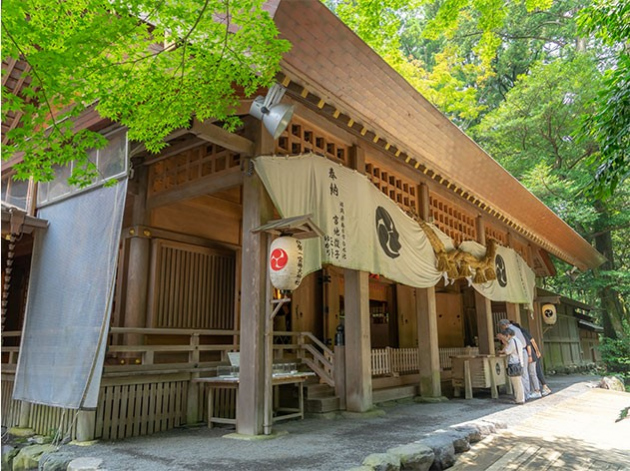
[1,0,290,185]
[577,0,630,198]
[473,56,629,339]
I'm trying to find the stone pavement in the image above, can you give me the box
[12,374,628,470]
[451,388,630,470]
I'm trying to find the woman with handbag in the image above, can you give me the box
[497,328,525,405]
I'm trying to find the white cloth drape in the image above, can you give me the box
[254,154,443,288]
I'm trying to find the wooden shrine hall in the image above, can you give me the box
[1,0,604,441]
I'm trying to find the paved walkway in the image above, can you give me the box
[451,388,630,470]
[62,375,629,470]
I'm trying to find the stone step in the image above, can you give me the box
[306,395,340,413]
[373,385,417,403]
[305,383,335,398]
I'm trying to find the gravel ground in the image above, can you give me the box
[63,374,604,471]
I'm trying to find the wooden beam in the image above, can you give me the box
[191,119,255,156]
[132,128,193,159]
[147,166,243,210]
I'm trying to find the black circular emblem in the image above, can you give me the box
[495,362,501,375]
[495,254,508,287]
[375,206,401,259]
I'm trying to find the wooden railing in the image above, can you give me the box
[371,347,420,376]
[105,327,239,374]
[297,332,335,387]
[439,347,479,370]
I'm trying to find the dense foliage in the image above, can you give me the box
[1,0,289,186]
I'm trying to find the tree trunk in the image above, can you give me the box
[593,203,627,339]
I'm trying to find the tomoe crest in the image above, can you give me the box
[375,206,401,259]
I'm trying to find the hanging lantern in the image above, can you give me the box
[269,236,304,291]
[542,303,557,325]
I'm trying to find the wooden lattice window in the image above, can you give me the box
[428,193,477,245]
[364,161,418,214]
[149,240,236,329]
[485,224,508,246]
[276,116,349,164]
[149,142,241,195]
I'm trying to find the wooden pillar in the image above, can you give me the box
[334,345,347,410]
[344,269,372,412]
[506,302,521,324]
[416,287,441,397]
[474,216,495,355]
[348,145,366,174]
[236,124,274,436]
[475,290,495,355]
[124,165,151,345]
[18,401,31,428]
[415,183,441,396]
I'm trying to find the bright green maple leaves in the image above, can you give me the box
[1,0,290,186]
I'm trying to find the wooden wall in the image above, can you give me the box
[150,191,241,246]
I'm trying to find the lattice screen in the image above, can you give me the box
[365,161,418,214]
[150,240,235,329]
[149,142,241,195]
[429,193,477,245]
[276,116,349,164]
[485,224,508,246]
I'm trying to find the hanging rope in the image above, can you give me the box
[411,214,498,283]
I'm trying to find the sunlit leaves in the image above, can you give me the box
[1,0,290,185]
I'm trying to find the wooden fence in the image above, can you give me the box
[371,347,480,376]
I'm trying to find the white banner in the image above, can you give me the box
[254,154,443,288]
[463,243,536,310]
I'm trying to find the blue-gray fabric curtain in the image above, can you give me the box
[13,180,127,409]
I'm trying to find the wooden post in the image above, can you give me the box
[236,123,275,436]
[416,287,441,397]
[415,183,441,397]
[475,216,495,355]
[475,290,495,355]
[124,165,150,347]
[334,345,347,410]
[75,410,96,442]
[187,333,200,425]
[506,302,521,325]
[344,269,372,412]
[18,401,31,428]
[348,145,366,174]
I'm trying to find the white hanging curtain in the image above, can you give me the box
[460,241,536,310]
[13,180,127,409]
[254,154,443,288]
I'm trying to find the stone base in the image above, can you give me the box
[68,440,100,447]
[414,396,449,404]
[223,430,289,441]
[8,427,36,438]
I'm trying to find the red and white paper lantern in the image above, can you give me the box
[269,236,304,291]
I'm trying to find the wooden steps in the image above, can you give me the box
[304,381,341,413]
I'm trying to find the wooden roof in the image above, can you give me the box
[267,0,605,271]
[1,58,33,146]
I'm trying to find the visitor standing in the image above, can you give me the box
[498,318,532,399]
[497,328,525,404]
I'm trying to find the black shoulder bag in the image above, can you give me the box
[506,339,523,377]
